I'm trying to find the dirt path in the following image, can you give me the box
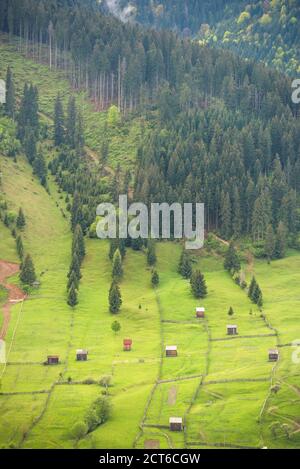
[211,233,229,247]
[0,260,26,340]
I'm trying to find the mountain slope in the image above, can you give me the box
[106,0,300,75]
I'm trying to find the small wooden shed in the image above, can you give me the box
[123,339,132,351]
[169,417,183,432]
[196,307,205,318]
[47,355,59,365]
[76,349,88,361]
[227,325,238,336]
[269,349,279,362]
[166,345,177,357]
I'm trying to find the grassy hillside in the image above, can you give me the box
[1,178,299,448]
[0,28,299,450]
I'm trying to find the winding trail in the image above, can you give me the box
[0,260,26,340]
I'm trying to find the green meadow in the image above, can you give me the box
[0,35,299,450]
[0,153,299,448]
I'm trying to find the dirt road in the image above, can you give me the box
[0,260,26,340]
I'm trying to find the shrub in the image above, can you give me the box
[237,11,250,25]
[70,421,88,440]
[99,375,112,388]
[85,397,111,432]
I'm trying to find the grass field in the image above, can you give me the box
[0,153,299,449]
[0,33,299,450]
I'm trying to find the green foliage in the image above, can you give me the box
[70,421,88,440]
[237,11,250,25]
[16,207,26,230]
[190,270,207,299]
[5,66,15,119]
[20,254,36,285]
[109,281,122,314]
[112,249,123,279]
[67,283,78,307]
[151,269,159,288]
[147,240,157,266]
[54,93,65,146]
[111,320,121,335]
[0,117,20,157]
[16,235,24,259]
[85,397,111,432]
[107,105,120,127]
[248,276,263,307]
[224,242,241,274]
[178,250,192,279]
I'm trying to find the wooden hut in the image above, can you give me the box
[123,339,132,351]
[196,307,205,318]
[269,349,279,362]
[169,417,183,432]
[76,349,88,361]
[166,345,177,357]
[47,355,59,365]
[227,325,238,335]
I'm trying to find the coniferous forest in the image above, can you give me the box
[0,0,299,454]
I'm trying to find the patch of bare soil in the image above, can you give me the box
[0,260,26,340]
[168,386,177,405]
[144,439,160,449]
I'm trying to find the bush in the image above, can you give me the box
[70,421,88,440]
[85,397,111,432]
[82,378,97,385]
[99,375,112,388]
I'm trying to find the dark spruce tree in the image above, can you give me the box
[72,224,86,263]
[66,96,77,149]
[112,249,123,279]
[16,208,26,229]
[147,240,157,266]
[109,238,119,260]
[248,277,257,301]
[178,250,192,279]
[20,254,36,285]
[151,270,159,288]
[265,224,276,262]
[67,270,79,291]
[5,66,15,119]
[224,242,241,274]
[68,283,78,307]
[54,94,65,146]
[16,235,24,259]
[68,252,81,280]
[33,152,47,186]
[190,270,207,299]
[109,281,122,314]
[274,222,287,260]
[23,129,37,164]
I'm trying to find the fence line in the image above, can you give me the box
[210,333,277,342]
